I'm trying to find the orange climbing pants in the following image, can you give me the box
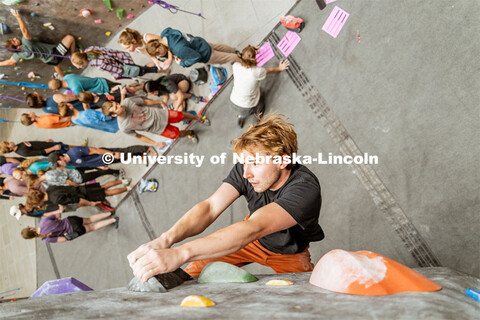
[184,239,315,277]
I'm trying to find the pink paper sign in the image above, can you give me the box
[276,31,301,57]
[255,42,275,67]
[322,6,349,38]
[326,0,337,3]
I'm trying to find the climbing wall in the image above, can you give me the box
[0,0,150,109]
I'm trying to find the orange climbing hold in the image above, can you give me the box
[180,295,215,307]
[309,250,442,296]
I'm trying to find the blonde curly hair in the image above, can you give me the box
[231,114,298,169]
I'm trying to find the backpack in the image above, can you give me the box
[0,23,10,35]
[280,15,305,33]
[210,66,228,85]
[190,67,209,86]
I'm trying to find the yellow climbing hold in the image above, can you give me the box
[180,295,215,307]
[105,31,112,36]
[266,279,293,286]
[78,36,82,40]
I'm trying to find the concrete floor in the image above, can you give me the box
[0,0,479,314]
[2,268,479,319]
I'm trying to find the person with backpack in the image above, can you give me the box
[145,27,240,68]
[230,45,290,128]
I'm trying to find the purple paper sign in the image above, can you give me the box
[256,42,275,67]
[276,31,301,57]
[322,6,350,38]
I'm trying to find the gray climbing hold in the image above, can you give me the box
[127,268,192,292]
[127,276,167,293]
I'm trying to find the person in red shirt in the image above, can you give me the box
[20,112,71,129]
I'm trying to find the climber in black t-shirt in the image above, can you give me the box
[128,114,325,281]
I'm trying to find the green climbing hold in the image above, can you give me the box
[197,262,258,284]
[103,0,113,10]
[116,9,125,20]
[14,66,20,70]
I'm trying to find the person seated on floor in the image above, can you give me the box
[10,202,67,220]
[0,9,75,78]
[0,177,22,200]
[20,112,72,129]
[118,28,173,72]
[127,115,325,281]
[21,209,119,243]
[47,145,154,169]
[138,75,207,112]
[0,140,73,157]
[17,158,73,176]
[26,92,98,114]
[58,102,119,133]
[102,97,210,145]
[230,45,290,128]
[146,27,240,68]
[24,167,125,189]
[0,161,20,176]
[26,179,126,211]
[12,167,27,181]
[0,174,45,197]
[0,155,25,165]
[70,46,159,80]
[48,73,121,96]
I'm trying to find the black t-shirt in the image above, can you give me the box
[26,202,60,217]
[15,141,56,157]
[223,163,324,254]
[47,186,81,205]
[95,90,122,108]
[151,76,178,95]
